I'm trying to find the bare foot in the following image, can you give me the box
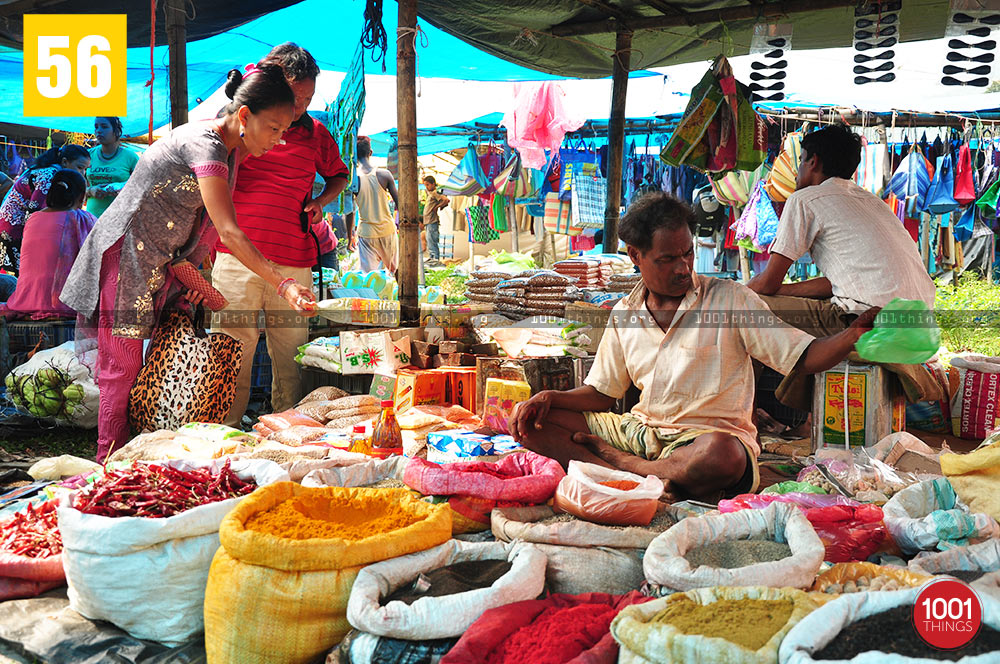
[571,431,677,497]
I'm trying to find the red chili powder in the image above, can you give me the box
[485,603,619,664]
[598,480,639,491]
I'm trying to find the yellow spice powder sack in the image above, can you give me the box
[245,491,424,541]
[652,597,794,651]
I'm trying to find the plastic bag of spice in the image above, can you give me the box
[0,500,66,601]
[612,586,820,664]
[552,461,664,527]
[908,538,1000,582]
[643,502,825,592]
[204,483,452,664]
[440,591,654,664]
[778,586,1000,664]
[346,540,546,640]
[882,477,1000,554]
[58,458,288,646]
[811,562,931,595]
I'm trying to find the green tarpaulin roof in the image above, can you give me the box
[415,0,955,78]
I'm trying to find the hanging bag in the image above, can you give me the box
[887,146,932,216]
[441,143,489,197]
[467,204,499,244]
[763,130,803,203]
[543,192,580,236]
[557,142,597,202]
[954,143,977,206]
[570,170,607,230]
[492,152,532,198]
[925,153,959,215]
[128,305,242,432]
[709,171,750,207]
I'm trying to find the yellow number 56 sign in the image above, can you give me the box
[23,15,126,117]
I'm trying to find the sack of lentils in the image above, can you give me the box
[204,484,452,664]
[643,502,825,593]
[612,586,820,664]
[491,504,691,550]
[779,586,1000,664]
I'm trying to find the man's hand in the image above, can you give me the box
[850,305,882,336]
[86,186,107,199]
[347,230,358,252]
[303,199,324,224]
[510,391,555,441]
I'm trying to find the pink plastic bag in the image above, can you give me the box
[553,461,664,527]
[403,451,565,504]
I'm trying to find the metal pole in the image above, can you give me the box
[507,197,519,253]
[396,0,420,325]
[603,27,631,254]
[165,0,188,128]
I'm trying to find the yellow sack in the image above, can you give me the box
[204,483,451,664]
[812,561,931,594]
[941,439,1000,523]
[611,586,819,664]
[763,131,802,203]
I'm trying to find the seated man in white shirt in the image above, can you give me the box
[510,192,877,500]
[747,124,943,410]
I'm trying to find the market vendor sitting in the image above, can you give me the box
[746,123,943,410]
[511,192,878,500]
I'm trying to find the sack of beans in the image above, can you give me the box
[511,540,645,596]
[908,538,1000,584]
[492,504,690,550]
[58,458,288,645]
[779,586,1000,664]
[297,386,350,407]
[643,502,825,592]
[441,591,655,664]
[612,586,820,664]
[345,540,546,640]
[0,500,66,601]
[205,484,452,664]
[552,461,664,527]
[302,456,410,489]
[403,453,565,533]
[882,477,999,555]
[812,562,931,595]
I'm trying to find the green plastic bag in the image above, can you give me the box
[855,298,940,365]
[761,481,828,495]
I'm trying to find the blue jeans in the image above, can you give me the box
[0,273,16,302]
[425,222,440,260]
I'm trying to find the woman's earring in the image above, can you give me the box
[239,124,245,138]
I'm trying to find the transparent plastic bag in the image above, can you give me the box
[855,298,940,364]
[551,461,664,526]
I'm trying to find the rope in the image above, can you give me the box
[397,25,429,96]
[361,0,388,72]
[145,0,157,144]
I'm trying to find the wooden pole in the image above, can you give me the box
[165,0,188,128]
[921,214,930,273]
[603,27,630,254]
[397,0,420,325]
[507,198,519,253]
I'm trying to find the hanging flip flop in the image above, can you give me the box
[855,37,898,51]
[749,81,785,92]
[751,59,787,70]
[750,70,787,81]
[941,75,990,86]
[854,61,895,74]
[753,92,786,102]
[948,38,997,50]
[954,12,1000,25]
[855,72,896,85]
[766,37,787,48]
[946,51,995,63]
[856,14,898,28]
[965,27,994,39]
[943,64,992,76]
[855,25,898,40]
[855,50,895,63]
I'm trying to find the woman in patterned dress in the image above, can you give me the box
[0,143,90,272]
[61,64,315,461]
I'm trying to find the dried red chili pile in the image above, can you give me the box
[0,500,61,558]
[73,460,256,518]
[484,603,619,664]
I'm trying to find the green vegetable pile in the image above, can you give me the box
[5,362,87,420]
[425,265,469,302]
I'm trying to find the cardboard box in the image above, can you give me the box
[368,373,397,402]
[483,377,532,434]
[476,357,574,417]
[439,367,476,412]
[394,369,447,412]
[564,302,612,353]
[340,327,423,375]
[812,362,905,450]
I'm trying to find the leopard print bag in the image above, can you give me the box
[128,308,242,432]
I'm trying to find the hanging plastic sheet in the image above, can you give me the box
[501,81,586,169]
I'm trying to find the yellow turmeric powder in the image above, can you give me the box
[245,490,424,541]
[652,598,794,651]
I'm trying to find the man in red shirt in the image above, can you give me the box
[213,43,348,426]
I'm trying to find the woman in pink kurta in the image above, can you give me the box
[1,169,95,320]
